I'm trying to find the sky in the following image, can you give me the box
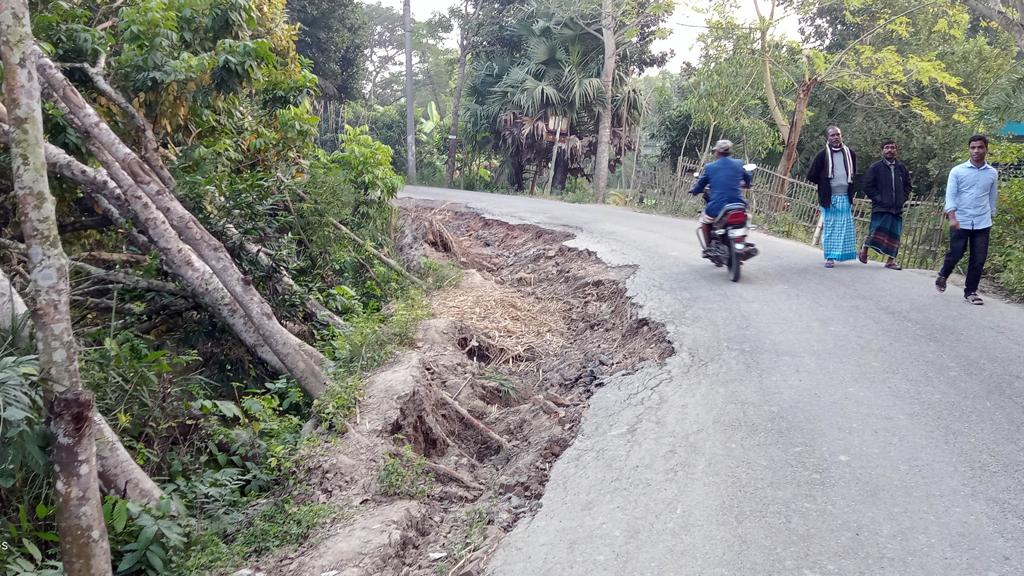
[374,0,801,71]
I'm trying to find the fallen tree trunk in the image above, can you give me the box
[8,95,295,375]
[223,223,349,332]
[0,110,152,252]
[71,62,174,189]
[35,52,329,397]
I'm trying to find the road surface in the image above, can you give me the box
[401,186,1024,576]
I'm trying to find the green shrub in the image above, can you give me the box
[379,445,434,498]
[562,176,593,204]
[989,142,1024,300]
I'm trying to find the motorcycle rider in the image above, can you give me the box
[689,140,752,255]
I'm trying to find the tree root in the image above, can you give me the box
[438,391,512,453]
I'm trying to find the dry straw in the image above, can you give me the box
[432,271,567,367]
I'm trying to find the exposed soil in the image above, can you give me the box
[257,200,673,576]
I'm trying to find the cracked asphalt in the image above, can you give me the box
[401,186,1024,576]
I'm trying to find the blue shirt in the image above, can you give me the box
[690,157,751,217]
[945,161,999,230]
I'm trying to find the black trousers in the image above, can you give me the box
[938,226,991,296]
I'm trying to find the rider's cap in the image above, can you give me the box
[714,139,733,152]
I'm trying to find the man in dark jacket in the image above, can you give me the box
[859,139,912,269]
[807,125,858,267]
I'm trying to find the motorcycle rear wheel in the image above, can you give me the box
[728,242,741,282]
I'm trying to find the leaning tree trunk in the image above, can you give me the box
[403,0,417,184]
[630,103,646,191]
[26,111,292,377]
[593,2,617,204]
[445,30,471,187]
[0,2,112,572]
[34,53,329,398]
[773,77,818,203]
[544,121,563,195]
[6,119,292,379]
[674,122,695,182]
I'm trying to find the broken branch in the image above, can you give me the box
[438,391,512,452]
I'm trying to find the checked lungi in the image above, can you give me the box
[863,212,903,258]
[822,195,857,261]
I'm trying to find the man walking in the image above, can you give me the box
[807,125,858,268]
[860,139,912,269]
[935,134,999,305]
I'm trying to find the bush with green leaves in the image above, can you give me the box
[379,445,434,499]
[989,141,1024,300]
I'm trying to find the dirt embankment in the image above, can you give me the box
[261,200,672,576]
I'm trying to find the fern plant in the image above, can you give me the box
[0,353,46,490]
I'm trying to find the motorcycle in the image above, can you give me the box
[694,164,760,282]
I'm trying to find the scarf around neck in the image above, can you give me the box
[826,145,854,184]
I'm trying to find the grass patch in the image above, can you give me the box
[379,445,434,499]
[433,507,491,576]
[173,499,338,575]
[422,257,464,290]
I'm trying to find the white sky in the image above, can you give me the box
[376,0,801,71]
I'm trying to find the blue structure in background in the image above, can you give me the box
[1000,121,1024,139]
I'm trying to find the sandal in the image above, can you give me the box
[825,260,835,269]
[858,247,868,264]
[885,261,902,270]
[935,275,947,293]
[965,293,984,305]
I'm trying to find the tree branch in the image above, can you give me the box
[1,239,185,295]
[823,1,944,80]
[60,62,175,189]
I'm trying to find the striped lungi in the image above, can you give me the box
[822,195,857,261]
[864,212,903,258]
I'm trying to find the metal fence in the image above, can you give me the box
[626,159,950,270]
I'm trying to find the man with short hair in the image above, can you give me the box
[935,134,999,305]
[689,140,751,254]
[807,125,858,268]
[860,139,912,269]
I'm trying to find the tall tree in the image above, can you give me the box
[557,0,674,203]
[0,1,112,573]
[404,0,417,183]
[445,0,480,186]
[289,0,369,100]
[749,0,982,180]
[962,0,1024,51]
[363,2,405,105]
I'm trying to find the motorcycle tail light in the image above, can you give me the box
[725,211,747,226]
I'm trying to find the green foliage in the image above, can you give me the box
[312,375,363,432]
[0,355,46,490]
[562,176,594,203]
[482,369,519,401]
[289,0,368,100]
[82,334,201,462]
[379,445,434,499]
[319,291,430,379]
[988,142,1024,300]
[104,497,186,576]
[421,258,464,291]
[172,499,336,575]
[333,125,404,238]
[0,501,60,572]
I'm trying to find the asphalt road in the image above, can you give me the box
[401,186,1024,576]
